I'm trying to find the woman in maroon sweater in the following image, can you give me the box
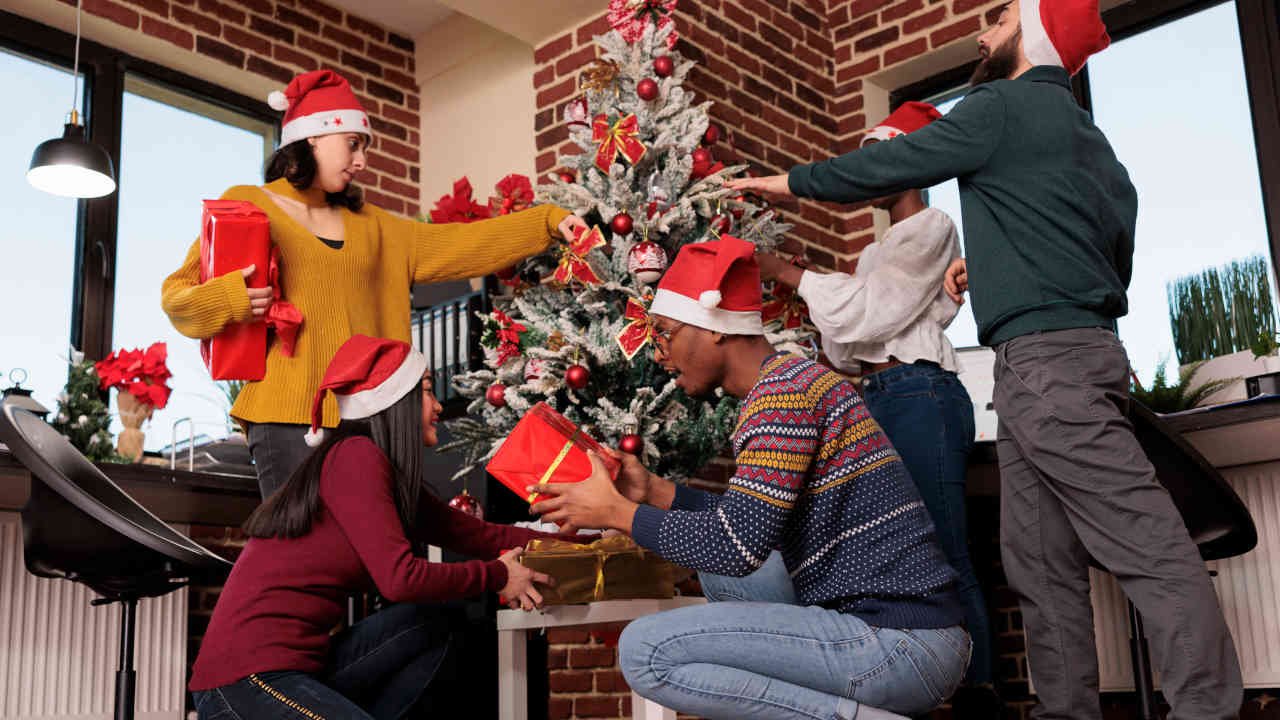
[190,335,556,719]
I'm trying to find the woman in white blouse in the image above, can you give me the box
[756,102,1001,716]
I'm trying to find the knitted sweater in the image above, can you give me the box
[161,178,570,427]
[631,354,962,629]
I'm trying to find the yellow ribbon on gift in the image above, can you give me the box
[528,430,585,503]
[524,535,646,601]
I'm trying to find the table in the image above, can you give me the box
[496,596,707,720]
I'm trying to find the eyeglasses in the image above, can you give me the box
[652,321,687,354]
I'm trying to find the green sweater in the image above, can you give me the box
[789,66,1138,346]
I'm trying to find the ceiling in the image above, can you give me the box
[322,0,457,40]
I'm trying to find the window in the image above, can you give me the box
[0,47,81,411]
[111,75,275,451]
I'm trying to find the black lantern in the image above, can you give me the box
[2,369,51,420]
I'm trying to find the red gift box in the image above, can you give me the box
[200,200,270,381]
[486,403,621,504]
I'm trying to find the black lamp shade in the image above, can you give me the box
[27,122,116,199]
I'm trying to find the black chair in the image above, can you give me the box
[1119,401,1257,719]
[0,403,232,720]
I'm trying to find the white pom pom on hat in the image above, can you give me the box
[699,290,722,308]
[267,90,290,111]
[304,427,326,447]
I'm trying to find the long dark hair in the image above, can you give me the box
[264,139,364,211]
[243,385,424,539]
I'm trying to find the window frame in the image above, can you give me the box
[0,9,279,362]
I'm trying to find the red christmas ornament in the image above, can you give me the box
[565,364,590,390]
[448,490,484,520]
[703,124,721,145]
[710,213,732,234]
[653,55,675,78]
[692,147,713,165]
[610,211,634,236]
[627,240,669,284]
[636,78,660,101]
[558,171,575,183]
[619,433,644,455]
[486,383,507,407]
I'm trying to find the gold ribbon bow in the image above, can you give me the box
[592,113,646,173]
[553,226,607,286]
[614,297,653,361]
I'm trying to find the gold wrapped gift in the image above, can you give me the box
[520,535,684,605]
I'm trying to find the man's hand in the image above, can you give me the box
[606,447,652,505]
[497,547,554,611]
[528,452,638,534]
[241,265,273,319]
[943,258,968,304]
[557,214,590,240]
[755,252,805,288]
[723,174,792,197]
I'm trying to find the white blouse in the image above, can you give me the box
[796,207,962,374]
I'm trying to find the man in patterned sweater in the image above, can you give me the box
[530,237,968,720]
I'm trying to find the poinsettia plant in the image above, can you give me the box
[429,177,492,223]
[489,174,534,216]
[94,342,173,409]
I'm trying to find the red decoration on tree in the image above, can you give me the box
[448,489,484,519]
[558,171,575,183]
[488,174,534,216]
[592,113,647,173]
[429,177,492,223]
[710,213,732,235]
[703,124,721,145]
[692,148,712,165]
[486,383,508,407]
[610,211,634,236]
[565,364,590,390]
[762,284,810,330]
[653,55,674,78]
[627,240,668,285]
[553,226,608,286]
[608,0,679,49]
[615,297,655,359]
[619,433,644,455]
[636,78,659,101]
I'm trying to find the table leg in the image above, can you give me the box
[631,691,676,720]
[498,629,528,720]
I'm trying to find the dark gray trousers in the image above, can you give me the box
[246,421,314,499]
[993,327,1241,720]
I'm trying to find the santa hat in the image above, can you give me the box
[304,335,428,447]
[649,236,764,335]
[268,70,372,148]
[862,101,943,147]
[1020,0,1110,76]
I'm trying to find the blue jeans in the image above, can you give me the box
[861,362,992,687]
[192,603,453,720]
[620,553,970,719]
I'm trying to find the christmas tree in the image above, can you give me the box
[49,351,119,463]
[442,1,813,481]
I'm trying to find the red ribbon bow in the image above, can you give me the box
[592,114,647,173]
[761,284,810,330]
[265,246,303,356]
[615,297,654,360]
[553,226,608,286]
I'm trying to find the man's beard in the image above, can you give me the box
[970,29,1022,86]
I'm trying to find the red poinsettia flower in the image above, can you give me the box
[491,311,528,366]
[489,174,535,216]
[429,177,493,224]
[95,341,173,409]
[608,0,679,49]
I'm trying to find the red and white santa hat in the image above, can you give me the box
[649,236,764,335]
[305,334,428,447]
[1020,0,1110,76]
[861,101,943,147]
[268,70,372,148]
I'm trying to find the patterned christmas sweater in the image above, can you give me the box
[631,353,962,629]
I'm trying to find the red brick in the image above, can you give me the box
[387,31,412,52]
[367,80,404,105]
[298,34,340,61]
[380,104,416,128]
[407,94,418,111]
[574,696,622,717]
[322,23,364,51]
[837,56,880,82]
[742,115,779,145]
[594,669,629,693]
[196,34,244,67]
[759,23,793,52]
[363,188,403,214]
[370,116,407,140]
[854,26,898,53]
[346,14,386,42]
[885,36,929,64]
[904,6,947,34]
[838,211,875,234]
[547,628,591,644]
[829,94,865,116]
[173,5,219,34]
[123,0,169,16]
[555,46,597,77]
[273,43,318,71]
[534,33,572,65]
[297,0,341,23]
[931,16,982,47]
[366,42,407,69]
[772,12,805,40]
[84,0,141,28]
[223,26,271,56]
[407,129,419,145]
[249,15,293,43]
[537,124,570,149]
[953,0,988,14]
[536,78,576,110]
[837,112,867,135]
[793,3,823,30]
[576,14,611,46]
[568,645,615,668]
[378,137,418,164]
[247,54,293,84]
[828,3,851,26]
[196,0,242,25]
[142,16,194,49]
[835,15,878,42]
[548,697,573,720]
[985,5,1004,24]
[726,44,762,76]
[549,669,593,693]
[339,49,379,76]
[724,2,757,31]
[849,0,893,19]
[881,0,924,22]
[227,0,270,13]
[275,6,320,34]
[533,64,555,89]
[367,153,407,178]
[835,44,852,64]
[548,647,569,670]
[535,151,557,174]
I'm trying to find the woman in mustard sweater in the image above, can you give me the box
[163,69,585,497]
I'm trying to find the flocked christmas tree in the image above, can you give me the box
[49,351,119,463]
[441,0,814,481]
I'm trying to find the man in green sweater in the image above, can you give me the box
[728,1,1242,718]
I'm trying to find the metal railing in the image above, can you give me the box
[410,289,489,412]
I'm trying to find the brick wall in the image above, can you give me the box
[52,0,422,215]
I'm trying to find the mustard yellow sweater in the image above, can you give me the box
[161,178,569,427]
